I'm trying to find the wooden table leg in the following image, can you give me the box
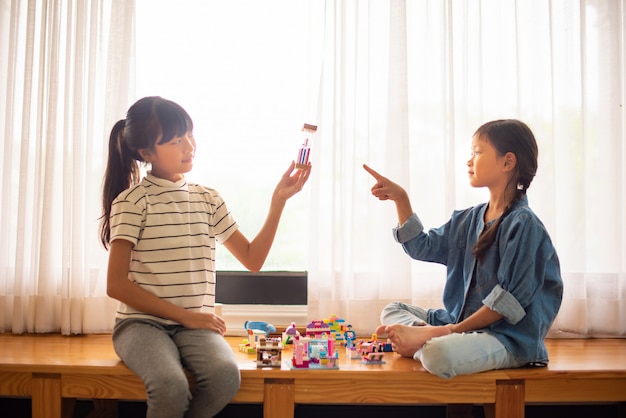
[263,378,295,418]
[31,373,62,418]
[495,379,524,418]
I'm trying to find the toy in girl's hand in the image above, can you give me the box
[295,123,317,170]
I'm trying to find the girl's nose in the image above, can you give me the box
[185,137,195,151]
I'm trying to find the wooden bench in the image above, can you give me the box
[0,333,624,418]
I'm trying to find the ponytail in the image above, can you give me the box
[99,119,141,249]
[99,97,195,249]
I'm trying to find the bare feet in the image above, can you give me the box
[375,324,451,357]
[375,324,389,336]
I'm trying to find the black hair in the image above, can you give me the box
[99,96,193,248]
[471,119,539,262]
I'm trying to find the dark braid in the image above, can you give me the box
[472,189,524,261]
[471,120,538,262]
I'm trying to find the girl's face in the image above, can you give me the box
[467,135,508,189]
[141,131,196,182]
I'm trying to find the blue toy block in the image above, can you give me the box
[244,320,277,334]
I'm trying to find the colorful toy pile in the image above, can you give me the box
[241,317,392,369]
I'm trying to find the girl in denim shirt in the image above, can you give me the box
[364,119,563,379]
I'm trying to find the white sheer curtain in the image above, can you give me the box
[1,0,624,338]
[308,0,626,337]
[0,0,135,334]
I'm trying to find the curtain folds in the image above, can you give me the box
[1,0,624,337]
[0,0,135,334]
[307,0,626,337]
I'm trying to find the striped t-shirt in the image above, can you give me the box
[109,173,238,324]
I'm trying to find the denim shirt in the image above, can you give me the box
[393,195,563,365]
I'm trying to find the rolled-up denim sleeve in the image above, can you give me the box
[483,284,526,324]
[392,213,424,243]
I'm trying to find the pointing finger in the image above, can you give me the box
[363,164,384,180]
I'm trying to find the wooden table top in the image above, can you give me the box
[1,333,625,377]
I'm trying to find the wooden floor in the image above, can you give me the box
[0,333,625,418]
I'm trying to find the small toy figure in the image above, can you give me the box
[343,324,356,348]
[343,324,360,359]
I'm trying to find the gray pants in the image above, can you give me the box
[113,319,240,418]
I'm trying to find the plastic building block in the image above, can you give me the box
[244,320,276,334]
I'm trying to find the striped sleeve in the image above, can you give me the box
[109,185,147,246]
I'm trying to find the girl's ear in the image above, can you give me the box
[138,148,153,163]
[503,152,517,172]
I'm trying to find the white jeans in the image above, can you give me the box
[380,301,524,378]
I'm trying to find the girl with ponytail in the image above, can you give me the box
[99,96,310,417]
[364,119,562,378]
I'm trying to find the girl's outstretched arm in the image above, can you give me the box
[224,161,310,272]
[363,164,414,225]
[107,239,227,334]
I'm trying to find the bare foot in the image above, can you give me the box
[375,324,389,336]
[383,324,451,357]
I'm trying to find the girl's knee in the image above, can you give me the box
[380,301,427,326]
[212,361,240,394]
[194,356,240,397]
[419,332,511,379]
[190,361,240,417]
[418,338,458,379]
[214,368,241,402]
[146,373,191,413]
[380,301,404,323]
